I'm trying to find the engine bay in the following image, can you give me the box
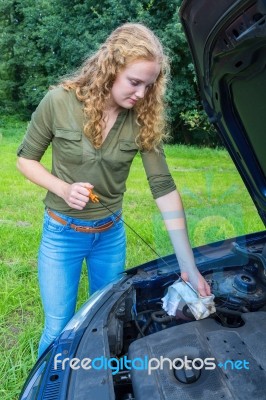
[107,241,266,400]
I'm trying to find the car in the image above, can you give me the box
[19,0,266,399]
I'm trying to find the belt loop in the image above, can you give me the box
[66,215,72,228]
[112,210,122,223]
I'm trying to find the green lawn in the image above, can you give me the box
[0,117,264,399]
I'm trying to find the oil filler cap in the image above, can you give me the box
[174,360,201,383]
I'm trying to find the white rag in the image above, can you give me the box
[162,279,216,320]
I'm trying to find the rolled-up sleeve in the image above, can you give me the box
[141,146,176,199]
[17,91,54,160]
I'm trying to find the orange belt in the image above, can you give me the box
[47,209,121,233]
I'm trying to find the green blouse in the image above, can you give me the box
[17,87,176,219]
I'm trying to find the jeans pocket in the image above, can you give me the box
[44,212,67,233]
[114,217,125,232]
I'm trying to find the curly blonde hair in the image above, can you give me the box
[60,23,170,151]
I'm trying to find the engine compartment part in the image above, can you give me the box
[128,311,266,400]
[206,265,266,310]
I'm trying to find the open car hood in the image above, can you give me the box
[179,0,266,225]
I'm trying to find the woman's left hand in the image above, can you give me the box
[181,270,211,297]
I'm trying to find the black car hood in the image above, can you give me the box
[179,0,266,225]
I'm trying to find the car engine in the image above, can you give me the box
[107,241,266,400]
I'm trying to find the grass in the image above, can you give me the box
[0,116,264,399]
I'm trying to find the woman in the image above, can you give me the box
[17,23,211,357]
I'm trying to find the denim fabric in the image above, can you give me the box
[37,208,126,357]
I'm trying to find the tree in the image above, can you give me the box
[0,0,218,145]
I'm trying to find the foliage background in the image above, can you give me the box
[0,0,219,146]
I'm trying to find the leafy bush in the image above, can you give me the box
[0,0,221,146]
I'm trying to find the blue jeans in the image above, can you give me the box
[37,209,126,357]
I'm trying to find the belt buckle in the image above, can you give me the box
[74,225,91,232]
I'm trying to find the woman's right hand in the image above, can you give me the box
[62,182,94,210]
[16,158,95,210]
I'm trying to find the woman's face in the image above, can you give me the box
[109,60,160,110]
